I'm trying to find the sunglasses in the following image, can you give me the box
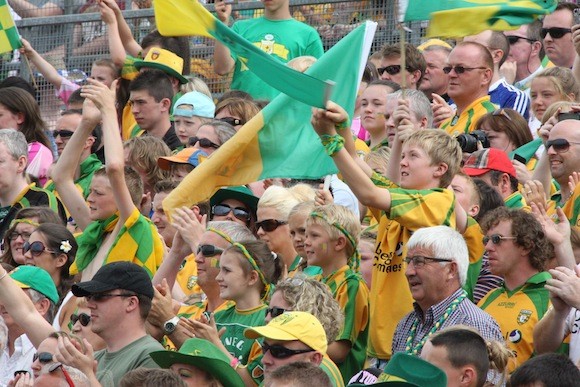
[85,293,135,302]
[219,117,245,126]
[212,204,251,221]
[70,312,91,327]
[545,138,580,153]
[52,129,74,138]
[8,231,32,241]
[23,241,55,257]
[48,363,75,387]
[541,27,572,39]
[265,306,288,319]
[443,66,487,75]
[506,35,535,45]
[377,64,411,76]
[256,219,287,232]
[33,352,54,364]
[261,342,314,359]
[188,136,220,149]
[483,234,516,245]
[404,255,452,268]
[197,244,224,257]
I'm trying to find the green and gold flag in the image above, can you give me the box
[0,0,21,54]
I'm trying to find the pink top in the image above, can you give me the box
[27,142,53,187]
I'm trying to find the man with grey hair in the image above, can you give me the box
[391,225,502,356]
[383,89,433,147]
[419,44,451,101]
[0,129,66,238]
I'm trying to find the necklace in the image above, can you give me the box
[404,290,467,355]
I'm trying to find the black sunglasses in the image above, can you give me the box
[265,306,287,318]
[33,352,54,364]
[52,129,74,138]
[70,312,91,327]
[541,27,572,39]
[23,241,55,257]
[212,204,251,221]
[8,231,32,241]
[443,66,487,75]
[188,136,220,149]
[85,293,135,302]
[262,342,314,359]
[506,35,535,45]
[219,116,245,126]
[545,138,580,153]
[377,64,411,76]
[483,234,516,245]
[256,219,287,232]
[197,244,224,257]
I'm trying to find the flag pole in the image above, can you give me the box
[21,54,38,90]
[396,0,406,98]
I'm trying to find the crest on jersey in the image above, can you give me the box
[517,309,532,325]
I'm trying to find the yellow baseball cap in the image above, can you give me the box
[244,311,327,354]
[417,39,452,52]
[134,47,188,84]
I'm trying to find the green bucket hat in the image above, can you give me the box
[210,186,259,216]
[150,338,244,387]
[10,266,59,304]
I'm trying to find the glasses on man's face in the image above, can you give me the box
[219,117,245,126]
[188,136,220,149]
[483,234,517,245]
[23,241,55,257]
[261,342,314,359]
[8,230,32,241]
[85,293,135,302]
[265,306,288,319]
[52,129,74,139]
[541,27,572,39]
[443,66,487,75]
[545,138,580,153]
[212,204,251,222]
[377,64,411,76]
[256,219,287,232]
[506,35,535,45]
[197,244,224,258]
[33,352,54,364]
[70,312,91,327]
[404,255,453,267]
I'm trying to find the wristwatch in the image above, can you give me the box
[163,316,180,335]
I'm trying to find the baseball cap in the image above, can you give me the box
[417,39,452,52]
[134,47,188,84]
[351,353,447,387]
[150,338,244,387]
[210,186,259,216]
[463,148,516,178]
[71,261,154,299]
[157,148,208,171]
[10,266,59,305]
[173,91,215,119]
[244,311,327,354]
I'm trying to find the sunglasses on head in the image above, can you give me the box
[492,108,513,122]
[212,204,251,221]
[262,342,314,359]
[377,64,411,76]
[483,234,516,245]
[265,306,288,318]
[52,129,74,138]
[443,66,487,75]
[33,352,54,364]
[188,136,220,149]
[23,241,55,257]
[219,117,245,126]
[256,219,287,232]
[70,312,91,327]
[541,27,572,39]
[506,35,535,45]
[8,231,32,241]
[545,138,580,153]
[197,244,224,257]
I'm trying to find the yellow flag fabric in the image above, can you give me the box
[0,0,22,54]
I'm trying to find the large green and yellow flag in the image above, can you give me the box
[163,22,377,214]
[154,0,329,108]
[0,0,21,54]
[400,0,557,38]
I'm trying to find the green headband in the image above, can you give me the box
[310,211,361,272]
[207,227,234,245]
[9,219,40,229]
[232,242,271,300]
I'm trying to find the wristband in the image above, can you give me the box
[230,357,241,370]
[320,134,345,157]
[334,120,350,131]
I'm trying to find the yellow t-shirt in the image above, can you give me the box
[440,96,497,136]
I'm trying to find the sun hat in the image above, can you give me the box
[10,266,59,304]
[134,47,188,84]
[210,186,259,216]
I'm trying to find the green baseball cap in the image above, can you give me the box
[10,266,59,304]
[150,338,244,387]
[210,186,259,216]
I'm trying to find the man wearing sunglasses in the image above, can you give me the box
[244,311,329,385]
[503,22,544,91]
[541,2,577,68]
[377,43,425,90]
[478,207,561,372]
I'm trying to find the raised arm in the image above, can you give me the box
[8,0,63,18]
[212,1,236,75]
[101,0,142,57]
[100,0,127,68]
[19,38,63,89]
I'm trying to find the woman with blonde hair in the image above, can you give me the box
[530,67,580,123]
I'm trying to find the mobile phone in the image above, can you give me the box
[558,112,580,122]
[574,8,580,25]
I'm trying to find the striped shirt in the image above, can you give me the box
[440,95,497,136]
[489,78,531,120]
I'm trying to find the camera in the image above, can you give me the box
[456,130,490,153]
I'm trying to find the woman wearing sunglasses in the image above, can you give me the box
[68,299,106,352]
[214,97,260,131]
[210,186,259,234]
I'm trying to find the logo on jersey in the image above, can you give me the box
[187,275,198,290]
[252,365,264,379]
[508,329,522,343]
[517,309,533,325]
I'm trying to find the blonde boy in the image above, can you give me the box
[305,204,369,383]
